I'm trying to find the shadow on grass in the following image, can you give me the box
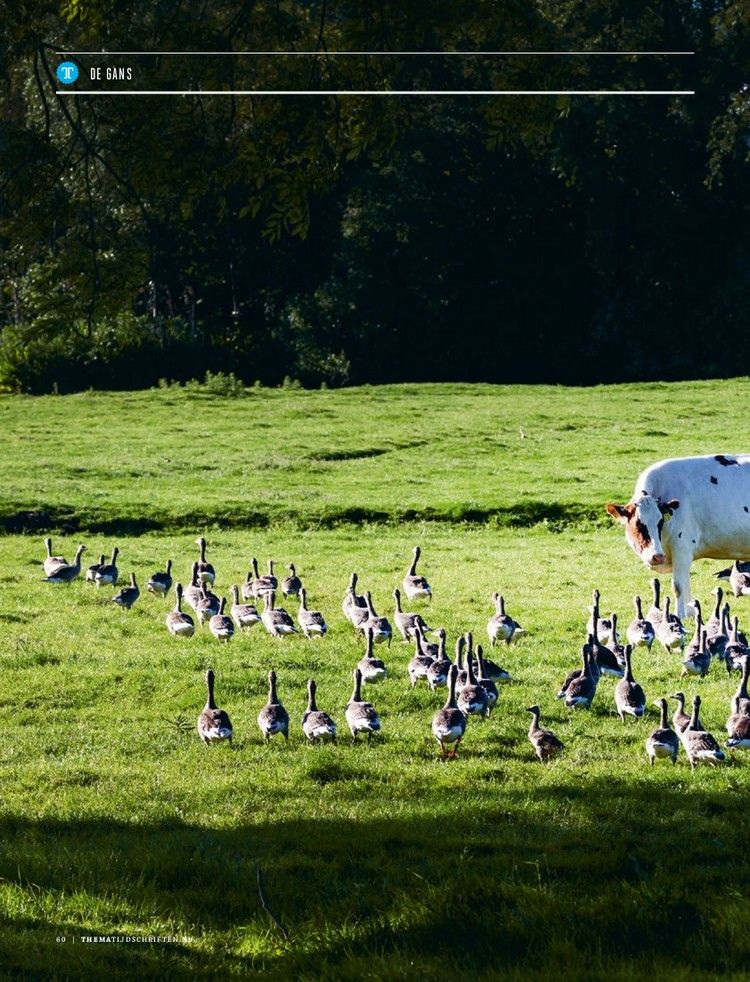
[1,775,749,977]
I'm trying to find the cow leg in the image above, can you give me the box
[671,551,694,619]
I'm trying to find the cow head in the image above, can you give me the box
[606,493,679,570]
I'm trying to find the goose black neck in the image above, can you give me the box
[408,547,420,576]
[446,666,458,708]
[206,672,216,709]
[307,680,317,712]
[269,672,278,704]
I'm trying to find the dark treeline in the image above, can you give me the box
[0,2,748,392]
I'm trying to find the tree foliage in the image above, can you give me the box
[0,1,748,391]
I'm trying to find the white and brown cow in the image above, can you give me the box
[607,454,750,618]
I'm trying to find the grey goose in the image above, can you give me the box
[147,560,173,597]
[681,628,710,679]
[257,670,289,742]
[431,665,466,759]
[197,669,233,746]
[230,584,260,630]
[86,553,107,583]
[362,592,392,646]
[393,588,430,642]
[260,591,297,637]
[614,645,646,722]
[670,691,703,734]
[645,698,679,765]
[44,544,86,583]
[358,627,388,684]
[426,629,451,690]
[302,679,337,744]
[195,583,221,626]
[680,695,725,769]
[474,645,499,713]
[408,626,434,689]
[297,588,327,638]
[166,583,195,637]
[457,646,490,720]
[526,705,564,763]
[626,596,655,650]
[94,546,120,587]
[112,571,140,609]
[564,645,598,710]
[403,545,432,603]
[195,537,215,587]
[341,572,367,618]
[209,597,235,642]
[281,563,302,598]
[42,537,68,577]
[487,593,524,646]
[345,668,381,742]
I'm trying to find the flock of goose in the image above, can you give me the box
[40,536,750,766]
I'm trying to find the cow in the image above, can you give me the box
[606,454,750,619]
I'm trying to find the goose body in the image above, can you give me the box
[426,629,450,690]
[358,627,388,683]
[614,646,646,721]
[345,668,381,741]
[297,588,327,637]
[112,571,139,609]
[362,592,392,646]
[342,572,367,618]
[487,593,525,646]
[183,563,203,610]
[556,639,599,699]
[670,691,703,733]
[645,698,679,764]
[86,553,106,583]
[302,679,337,743]
[403,545,432,602]
[197,669,233,746]
[657,597,686,652]
[527,705,564,763]
[94,546,120,587]
[244,558,276,600]
[729,561,750,598]
[166,583,195,637]
[680,695,725,769]
[42,537,68,577]
[457,647,490,719]
[724,615,750,674]
[408,625,434,688]
[345,586,371,631]
[726,660,750,745]
[626,596,655,650]
[282,563,302,597]
[586,590,613,643]
[230,585,260,629]
[731,654,750,716]
[195,584,221,625]
[564,645,598,710]
[195,537,215,587]
[257,670,289,741]
[431,665,466,758]
[647,578,664,631]
[209,598,235,642]
[261,591,298,637]
[589,616,623,678]
[147,560,173,597]
[44,544,86,583]
[474,645,499,712]
[393,588,430,642]
[681,628,711,678]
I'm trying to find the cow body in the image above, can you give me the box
[607,454,750,618]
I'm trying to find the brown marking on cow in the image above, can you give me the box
[606,503,651,552]
[710,476,719,485]
[715,455,739,466]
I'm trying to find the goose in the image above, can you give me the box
[657,597,686,652]
[408,626,434,688]
[614,645,646,721]
[454,636,468,690]
[457,646,490,719]
[342,572,367,617]
[682,599,705,659]
[564,645,598,710]
[431,665,466,759]
[556,638,599,700]
[345,585,371,632]
[42,537,68,577]
[725,615,750,674]
[184,562,203,610]
[229,585,260,629]
[414,622,439,660]
[680,695,725,769]
[729,561,750,598]
[645,698,679,765]
[112,571,140,609]
[670,691,704,733]
[731,654,750,716]
[281,563,302,597]
[195,583,221,626]
[403,545,432,602]
[264,560,278,591]
[260,591,298,637]
[297,588,327,638]
[147,560,173,597]
[586,589,612,643]
[715,559,750,582]
[589,617,622,678]
[362,592,392,646]
[527,705,564,763]
[608,613,627,667]
[197,669,233,746]
[681,628,710,679]
[474,645,499,713]
[627,596,655,651]
[302,679,337,744]
[705,602,730,661]
[209,598,235,642]
[487,593,524,646]
[195,536,215,587]
[244,558,275,600]
[44,544,86,583]
[94,546,120,587]
[704,587,725,642]
[165,583,195,637]
[358,627,388,684]
[393,588,430,642]
[257,670,289,742]
[647,577,664,631]
[86,553,106,583]
[345,668,381,742]
[426,629,451,690]
[725,712,750,750]
[475,645,512,683]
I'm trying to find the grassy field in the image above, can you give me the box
[2,379,750,979]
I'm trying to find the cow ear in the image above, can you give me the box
[660,499,680,516]
[606,503,629,523]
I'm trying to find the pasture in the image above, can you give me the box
[2,379,750,979]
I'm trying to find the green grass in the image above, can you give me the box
[2,380,750,979]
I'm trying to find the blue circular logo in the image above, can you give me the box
[56,61,79,84]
